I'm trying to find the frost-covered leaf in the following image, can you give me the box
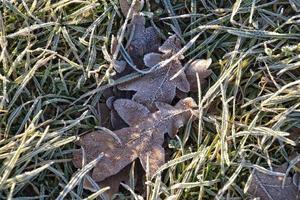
[113,97,150,126]
[73,98,197,183]
[106,96,128,130]
[118,35,190,110]
[143,53,161,68]
[158,35,184,59]
[111,12,160,72]
[126,14,160,66]
[73,130,136,182]
[288,127,300,141]
[109,35,128,73]
[97,103,112,128]
[82,165,131,198]
[186,58,212,91]
[113,60,127,73]
[99,88,133,130]
[119,0,144,19]
[110,108,128,130]
[247,164,300,200]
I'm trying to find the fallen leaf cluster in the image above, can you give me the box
[73,98,197,191]
[72,0,212,197]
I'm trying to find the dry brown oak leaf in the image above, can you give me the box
[73,97,197,182]
[99,88,134,130]
[126,14,160,67]
[118,35,190,111]
[82,164,131,198]
[248,164,300,200]
[111,14,160,73]
[119,0,144,19]
[186,58,212,91]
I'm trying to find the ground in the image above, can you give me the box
[0,0,300,199]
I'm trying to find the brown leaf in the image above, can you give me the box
[110,35,128,74]
[111,13,160,73]
[97,103,112,128]
[100,88,133,130]
[73,130,136,182]
[126,14,160,67]
[143,52,161,68]
[111,108,128,130]
[82,165,131,198]
[73,98,196,182]
[119,0,144,19]
[247,164,300,200]
[114,60,127,73]
[176,89,188,99]
[158,35,184,58]
[118,35,190,111]
[185,58,212,91]
[289,128,300,141]
[113,97,150,126]
[106,96,128,130]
